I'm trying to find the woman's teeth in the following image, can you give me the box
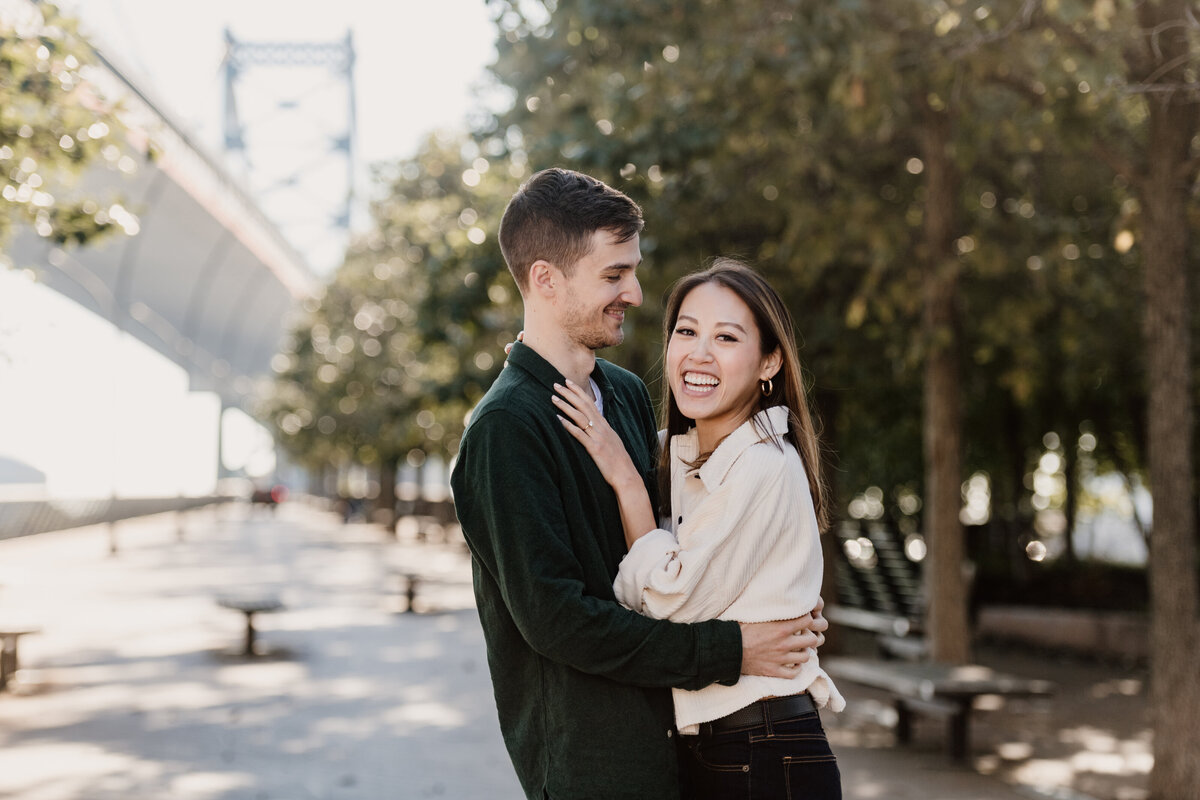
[683,372,719,391]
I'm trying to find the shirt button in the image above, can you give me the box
[667,730,673,738]
[677,516,683,524]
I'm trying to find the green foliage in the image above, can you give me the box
[485,1,924,475]
[273,0,1190,549]
[482,0,1148,512]
[482,1,1174,528]
[0,2,130,248]
[260,132,521,472]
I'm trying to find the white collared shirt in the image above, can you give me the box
[613,406,845,732]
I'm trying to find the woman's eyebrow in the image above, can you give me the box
[676,314,747,334]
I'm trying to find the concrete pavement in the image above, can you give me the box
[0,502,1144,799]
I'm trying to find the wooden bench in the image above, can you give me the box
[826,656,1055,761]
[825,604,928,661]
[384,571,422,613]
[0,628,40,691]
[825,604,914,637]
[216,595,284,656]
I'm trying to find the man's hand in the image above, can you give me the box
[811,595,829,639]
[739,597,829,678]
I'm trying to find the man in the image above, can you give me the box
[451,168,825,799]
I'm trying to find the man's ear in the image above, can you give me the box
[529,260,559,298]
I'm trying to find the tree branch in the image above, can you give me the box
[1123,81,1200,99]
[944,0,1042,61]
[1143,51,1195,85]
[982,70,1051,105]
[1036,12,1102,59]
[889,0,1043,69]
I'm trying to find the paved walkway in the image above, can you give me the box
[0,502,1148,799]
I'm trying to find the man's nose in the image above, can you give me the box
[621,275,643,307]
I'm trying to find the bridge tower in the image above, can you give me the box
[221,29,357,274]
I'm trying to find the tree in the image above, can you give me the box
[483,0,930,479]
[261,132,520,525]
[0,1,130,249]
[998,2,1200,793]
[486,0,1087,663]
[1062,2,1199,794]
[1125,8,1199,791]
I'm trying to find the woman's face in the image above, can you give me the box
[666,282,780,451]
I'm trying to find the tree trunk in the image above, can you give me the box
[377,457,398,536]
[919,96,971,664]
[1136,4,1200,796]
[1004,399,1029,581]
[1061,433,1078,565]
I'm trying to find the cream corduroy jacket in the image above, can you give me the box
[614,405,846,733]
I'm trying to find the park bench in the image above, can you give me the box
[382,568,470,614]
[384,570,423,613]
[826,656,1055,761]
[216,594,284,656]
[0,627,40,691]
[825,604,929,661]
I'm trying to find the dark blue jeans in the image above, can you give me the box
[677,707,841,800]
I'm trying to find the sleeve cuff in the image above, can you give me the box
[612,528,679,612]
[694,618,743,689]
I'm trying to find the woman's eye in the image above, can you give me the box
[673,327,694,337]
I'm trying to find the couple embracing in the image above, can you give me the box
[450,168,844,800]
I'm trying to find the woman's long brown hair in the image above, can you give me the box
[657,257,829,531]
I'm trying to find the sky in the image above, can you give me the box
[63,0,503,272]
[67,0,500,167]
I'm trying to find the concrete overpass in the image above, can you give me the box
[1,32,321,536]
[6,46,318,407]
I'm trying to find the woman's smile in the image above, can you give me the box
[666,282,780,452]
[681,371,720,395]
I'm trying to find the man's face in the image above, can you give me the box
[557,229,643,350]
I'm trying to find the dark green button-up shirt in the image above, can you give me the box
[451,342,742,800]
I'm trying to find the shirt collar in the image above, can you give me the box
[505,341,619,409]
[673,406,791,492]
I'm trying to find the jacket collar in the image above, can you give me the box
[673,405,791,492]
[505,340,618,407]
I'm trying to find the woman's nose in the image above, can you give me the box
[688,338,714,362]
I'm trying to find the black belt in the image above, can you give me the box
[697,693,818,735]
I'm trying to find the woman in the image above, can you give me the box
[551,258,844,800]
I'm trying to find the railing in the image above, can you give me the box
[834,520,925,624]
[0,496,232,541]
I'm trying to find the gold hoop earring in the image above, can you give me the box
[760,378,773,397]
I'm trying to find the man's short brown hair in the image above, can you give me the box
[498,168,644,294]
